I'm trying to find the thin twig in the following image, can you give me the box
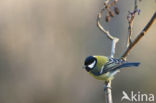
[127,13,134,47]
[127,0,139,47]
[121,11,156,59]
[97,9,115,41]
[97,4,119,58]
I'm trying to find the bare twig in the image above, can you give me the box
[121,11,156,59]
[97,2,119,58]
[97,9,115,41]
[127,0,140,47]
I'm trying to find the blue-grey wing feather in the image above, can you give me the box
[100,58,140,74]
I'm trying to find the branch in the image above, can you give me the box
[127,0,140,47]
[121,11,156,59]
[97,9,116,41]
[104,81,113,103]
[97,1,119,58]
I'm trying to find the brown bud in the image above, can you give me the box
[109,11,114,17]
[105,15,110,22]
[114,7,119,15]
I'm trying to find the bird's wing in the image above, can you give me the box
[101,58,125,74]
[100,58,140,74]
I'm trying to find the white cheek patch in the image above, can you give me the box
[88,60,96,69]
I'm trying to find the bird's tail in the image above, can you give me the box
[112,62,140,72]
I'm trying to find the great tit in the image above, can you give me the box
[83,56,140,81]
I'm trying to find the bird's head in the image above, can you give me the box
[84,56,97,72]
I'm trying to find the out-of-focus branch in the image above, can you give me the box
[121,11,156,59]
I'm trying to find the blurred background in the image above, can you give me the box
[0,0,155,103]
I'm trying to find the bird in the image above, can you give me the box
[83,55,140,81]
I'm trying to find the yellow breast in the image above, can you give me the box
[89,72,114,81]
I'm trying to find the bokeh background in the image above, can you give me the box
[0,0,155,103]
